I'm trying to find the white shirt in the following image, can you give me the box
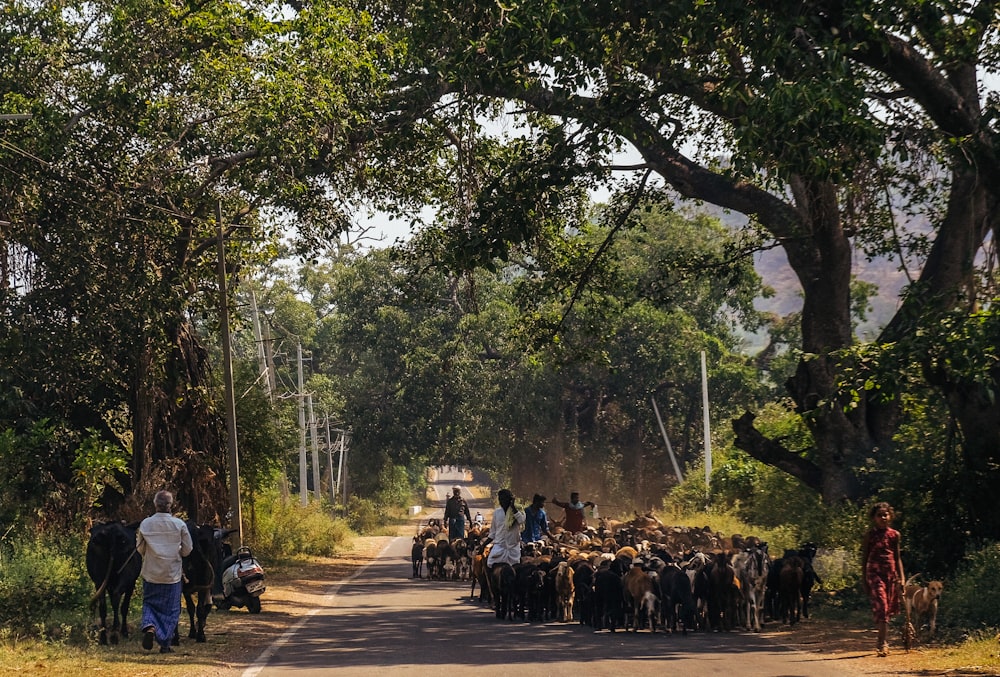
[136,511,194,584]
[487,506,526,566]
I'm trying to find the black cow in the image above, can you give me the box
[512,562,546,621]
[766,543,823,622]
[571,560,596,627]
[658,561,696,635]
[86,521,142,645]
[491,563,517,620]
[179,522,216,642]
[411,537,424,578]
[797,542,823,618]
[593,563,625,632]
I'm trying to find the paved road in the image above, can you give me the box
[244,470,863,677]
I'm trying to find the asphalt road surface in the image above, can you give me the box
[243,469,860,677]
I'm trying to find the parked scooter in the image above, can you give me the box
[212,533,266,614]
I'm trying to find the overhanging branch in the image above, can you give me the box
[732,410,823,492]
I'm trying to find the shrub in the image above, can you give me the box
[0,533,91,636]
[945,542,1000,630]
[346,496,386,534]
[247,489,354,560]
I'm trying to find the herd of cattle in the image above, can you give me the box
[412,512,822,634]
[85,520,234,646]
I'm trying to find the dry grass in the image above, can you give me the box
[772,602,1000,676]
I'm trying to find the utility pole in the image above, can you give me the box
[325,417,336,503]
[248,288,273,404]
[216,202,242,549]
[701,350,712,502]
[249,287,288,498]
[340,432,350,514]
[651,396,684,484]
[307,393,321,501]
[297,343,308,506]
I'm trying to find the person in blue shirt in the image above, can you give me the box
[521,493,550,543]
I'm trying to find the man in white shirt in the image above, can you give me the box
[486,488,525,568]
[137,490,193,653]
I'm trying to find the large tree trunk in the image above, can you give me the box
[126,316,229,523]
[726,178,871,502]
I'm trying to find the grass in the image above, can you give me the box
[920,632,1000,672]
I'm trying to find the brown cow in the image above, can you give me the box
[470,543,492,604]
[623,560,657,632]
[554,561,575,622]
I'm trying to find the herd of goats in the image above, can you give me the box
[411,512,821,634]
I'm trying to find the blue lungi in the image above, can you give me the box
[141,580,182,648]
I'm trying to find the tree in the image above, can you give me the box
[0,0,389,521]
[351,0,1000,518]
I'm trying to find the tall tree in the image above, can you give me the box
[0,0,388,520]
[351,0,1000,517]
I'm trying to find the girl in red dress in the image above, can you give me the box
[861,502,906,656]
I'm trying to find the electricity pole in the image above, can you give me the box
[216,202,242,549]
[297,343,308,506]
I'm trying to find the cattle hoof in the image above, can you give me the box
[197,634,207,643]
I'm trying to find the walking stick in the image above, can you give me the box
[901,581,915,652]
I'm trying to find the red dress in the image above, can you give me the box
[865,527,901,623]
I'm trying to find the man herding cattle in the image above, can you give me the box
[521,493,550,543]
[552,491,595,534]
[444,486,472,540]
[486,489,525,569]
[137,489,193,654]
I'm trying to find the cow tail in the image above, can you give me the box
[90,553,114,611]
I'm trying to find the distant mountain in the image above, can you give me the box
[682,202,917,351]
[754,245,910,340]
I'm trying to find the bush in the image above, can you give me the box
[945,542,1000,630]
[346,496,386,535]
[0,533,92,637]
[247,489,354,560]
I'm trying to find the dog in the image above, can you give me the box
[904,578,944,635]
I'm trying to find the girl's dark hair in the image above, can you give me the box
[869,501,894,520]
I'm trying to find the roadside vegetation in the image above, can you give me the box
[3,0,1000,673]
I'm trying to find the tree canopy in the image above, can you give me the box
[344,0,1000,524]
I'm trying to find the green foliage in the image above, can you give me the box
[247,489,353,560]
[345,496,388,535]
[372,464,417,508]
[232,362,296,500]
[71,430,129,511]
[945,543,1000,630]
[0,533,92,637]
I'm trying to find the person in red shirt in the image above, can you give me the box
[861,502,905,657]
[552,491,595,534]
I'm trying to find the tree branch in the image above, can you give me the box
[732,410,823,492]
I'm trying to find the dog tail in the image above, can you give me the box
[905,573,921,587]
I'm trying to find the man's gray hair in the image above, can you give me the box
[153,490,174,511]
